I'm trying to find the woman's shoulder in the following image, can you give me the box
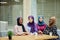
[14,25,19,28]
[53,25,57,27]
[15,25,18,26]
[35,22,39,26]
[34,23,38,27]
[34,23,37,25]
[45,25,49,28]
[52,25,57,29]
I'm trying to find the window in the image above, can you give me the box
[0,0,23,29]
[37,0,60,29]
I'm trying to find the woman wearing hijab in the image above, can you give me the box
[43,16,59,40]
[27,16,37,34]
[14,17,28,36]
[37,16,46,34]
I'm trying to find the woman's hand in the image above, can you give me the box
[15,34,22,36]
[38,31,43,34]
[20,32,29,36]
[15,32,29,36]
[23,32,29,35]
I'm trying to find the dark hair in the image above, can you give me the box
[17,17,23,26]
[17,17,26,32]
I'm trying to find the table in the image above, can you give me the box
[0,34,58,40]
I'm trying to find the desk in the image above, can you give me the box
[0,34,58,40]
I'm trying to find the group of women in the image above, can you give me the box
[14,16,59,40]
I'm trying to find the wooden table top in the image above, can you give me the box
[0,34,58,40]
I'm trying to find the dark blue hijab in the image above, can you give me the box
[38,16,45,26]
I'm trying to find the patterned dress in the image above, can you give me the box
[43,25,59,36]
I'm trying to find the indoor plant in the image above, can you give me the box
[8,31,13,40]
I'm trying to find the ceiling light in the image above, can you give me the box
[15,0,19,2]
[0,2,7,4]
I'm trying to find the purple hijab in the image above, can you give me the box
[27,16,36,33]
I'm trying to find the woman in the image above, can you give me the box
[43,16,59,40]
[43,16,58,36]
[37,16,46,34]
[27,16,37,34]
[14,17,27,36]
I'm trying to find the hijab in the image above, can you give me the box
[17,17,26,32]
[38,16,45,26]
[17,17,23,26]
[27,16,36,33]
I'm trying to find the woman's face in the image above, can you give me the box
[19,18,23,24]
[28,17,33,23]
[39,17,43,22]
[49,17,55,27]
[49,17,56,24]
[49,17,55,24]
[49,19,53,24]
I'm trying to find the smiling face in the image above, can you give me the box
[49,16,56,27]
[19,18,23,24]
[28,17,33,23]
[39,17,43,22]
[49,19,53,24]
